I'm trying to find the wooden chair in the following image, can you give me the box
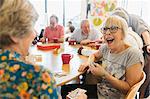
[125,71,146,99]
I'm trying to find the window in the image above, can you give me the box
[30,0,83,35]
[29,0,45,33]
[30,0,150,34]
[117,0,150,25]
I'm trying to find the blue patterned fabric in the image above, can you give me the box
[0,50,59,98]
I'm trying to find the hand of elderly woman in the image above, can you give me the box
[89,63,109,78]
[67,88,87,99]
[78,62,90,72]
[39,37,46,43]
[80,39,91,45]
[76,93,87,99]
[66,93,87,99]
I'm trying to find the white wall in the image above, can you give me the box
[30,0,82,34]
[47,0,63,25]
[29,0,45,33]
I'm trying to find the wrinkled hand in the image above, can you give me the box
[67,88,87,99]
[87,43,96,47]
[93,39,103,43]
[66,92,87,99]
[76,93,87,99]
[89,63,108,77]
[78,62,89,72]
[39,37,45,43]
[80,39,91,45]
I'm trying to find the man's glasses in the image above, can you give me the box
[101,26,121,35]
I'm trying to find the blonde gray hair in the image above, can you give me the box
[102,15,128,39]
[0,0,38,48]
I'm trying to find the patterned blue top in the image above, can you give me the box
[0,50,59,99]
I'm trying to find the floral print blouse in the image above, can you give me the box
[0,50,59,99]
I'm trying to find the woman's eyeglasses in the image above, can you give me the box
[101,26,121,35]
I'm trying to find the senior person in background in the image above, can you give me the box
[40,15,64,43]
[112,7,150,98]
[65,21,75,41]
[78,15,144,98]
[112,7,150,53]
[70,19,103,45]
[0,0,87,98]
[66,21,75,34]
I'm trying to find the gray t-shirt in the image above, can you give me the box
[97,44,144,99]
[70,28,102,43]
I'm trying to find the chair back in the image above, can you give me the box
[125,71,146,99]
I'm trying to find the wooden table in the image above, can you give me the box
[29,42,88,86]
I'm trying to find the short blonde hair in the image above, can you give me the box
[0,0,38,48]
[102,15,128,39]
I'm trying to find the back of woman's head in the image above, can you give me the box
[103,15,128,39]
[111,7,129,24]
[0,0,38,48]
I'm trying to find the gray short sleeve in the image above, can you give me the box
[129,14,150,36]
[126,47,144,68]
[99,44,144,68]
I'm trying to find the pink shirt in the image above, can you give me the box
[44,25,64,42]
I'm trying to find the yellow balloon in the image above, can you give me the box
[93,17,102,26]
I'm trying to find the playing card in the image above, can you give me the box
[67,88,87,99]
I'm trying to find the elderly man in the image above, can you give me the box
[70,20,102,45]
[40,15,64,43]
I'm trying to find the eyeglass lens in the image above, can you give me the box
[101,26,119,34]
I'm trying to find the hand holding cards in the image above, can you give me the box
[90,62,97,67]
[67,88,87,99]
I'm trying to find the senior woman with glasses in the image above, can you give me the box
[78,15,144,98]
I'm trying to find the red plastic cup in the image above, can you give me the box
[61,54,73,64]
